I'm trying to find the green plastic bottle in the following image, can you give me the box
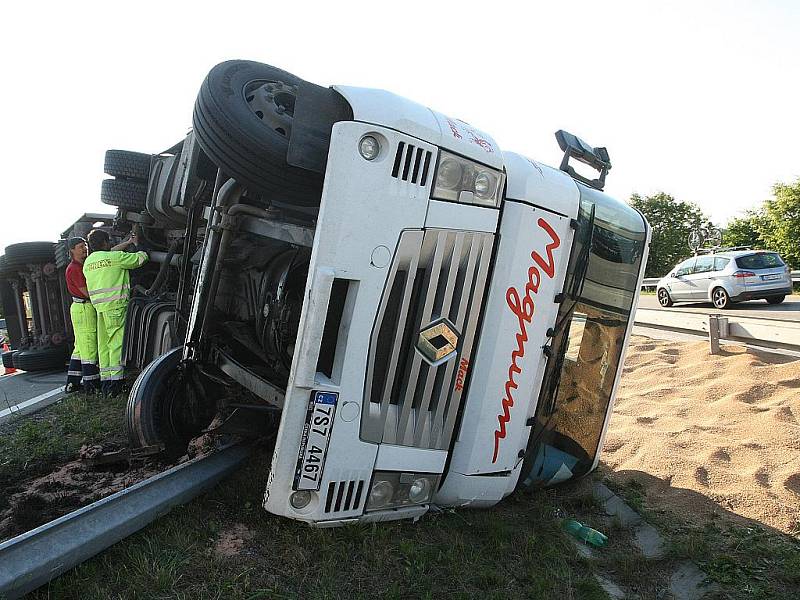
[563,519,608,547]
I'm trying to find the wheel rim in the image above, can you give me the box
[658,289,669,306]
[713,289,726,308]
[244,79,297,139]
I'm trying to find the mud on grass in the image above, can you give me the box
[33,448,612,600]
[0,392,167,541]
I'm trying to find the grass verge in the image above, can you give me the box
[0,392,127,510]
[609,476,800,600]
[31,449,613,600]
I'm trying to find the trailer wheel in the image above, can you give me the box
[126,348,217,454]
[13,346,68,372]
[104,150,152,181]
[4,242,56,269]
[101,178,148,212]
[193,60,323,206]
[2,350,16,369]
[0,255,11,278]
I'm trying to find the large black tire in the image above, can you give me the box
[54,240,70,269]
[0,254,10,279]
[4,242,56,269]
[104,150,152,181]
[2,350,16,369]
[193,60,323,206]
[766,295,786,305]
[13,346,68,372]
[126,348,217,454]
[101,178,148,211]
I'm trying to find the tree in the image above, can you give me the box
[722,211,767,249]
[760,179,800,269]
[629,192,711,277]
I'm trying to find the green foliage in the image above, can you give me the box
[722,178,800,269]
[760,179,800,269]
[722,211,766,249]
[629,192,711,278]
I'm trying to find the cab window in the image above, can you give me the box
[693,256,714,274]
[674,258,695,277]
[713,257,730,271]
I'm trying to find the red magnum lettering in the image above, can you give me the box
[492,218,560,463]
[455,358,470,391]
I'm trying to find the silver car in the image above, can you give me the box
[656,251,792,309]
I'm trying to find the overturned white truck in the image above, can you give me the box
[111,60,650,526]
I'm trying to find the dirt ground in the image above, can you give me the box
[604,335,800,534]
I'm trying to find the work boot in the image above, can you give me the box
[64,382,83,394]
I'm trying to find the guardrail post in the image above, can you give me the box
[709,314,721,354]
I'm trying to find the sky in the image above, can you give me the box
[1,0,798,246]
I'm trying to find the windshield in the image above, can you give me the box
[735,253,784,270]
[519,185,647,488]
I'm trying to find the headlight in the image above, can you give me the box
[431,150,504,208]
[365,471,440,512]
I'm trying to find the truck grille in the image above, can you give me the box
[392,142,432,186]
[324,479,365,513]
[361,229,494,449]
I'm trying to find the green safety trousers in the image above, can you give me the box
[69,301,100,386]
[96,304,127,383]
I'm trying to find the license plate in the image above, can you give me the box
[293,391,338,491]
[762,274,781,281]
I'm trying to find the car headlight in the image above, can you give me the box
[431,150,504,208]
[365,471,440,512]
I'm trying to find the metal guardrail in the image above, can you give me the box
[0,444,251,599]
[642,271,800,289]
[634,308,800,353]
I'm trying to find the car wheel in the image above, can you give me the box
[101,178,148,212]
[4,242,57,269]
[13,346,68,372]
[766,295,785,305]
[104,150,152,181]
[126,348,217,455]
[657,288,673,307]
[192,60,324,206]
[711,287,731,309]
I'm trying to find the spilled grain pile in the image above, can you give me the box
[605,336,800,534]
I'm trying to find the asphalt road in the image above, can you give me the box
[637,293,800,321]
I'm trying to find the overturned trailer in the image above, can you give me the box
[103,60,650,525]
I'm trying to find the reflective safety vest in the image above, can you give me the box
[83,250,148,313]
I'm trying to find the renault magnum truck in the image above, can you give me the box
[103,60,650,526]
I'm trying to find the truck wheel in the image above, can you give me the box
[2,350,16,369]
[101,178,148,212]
[0,255,11,278]
[766,295,785,305]
[104,150,152,181]
[13,346,68,372]
[54,240,70,269]
[192,60,323,206]
[126,348,217,454]
[4,242,56,269]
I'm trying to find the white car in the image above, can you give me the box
[657,250,792,309]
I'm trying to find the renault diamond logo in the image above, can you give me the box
[417,318,460,365]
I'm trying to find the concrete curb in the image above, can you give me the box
[587,482,718,599]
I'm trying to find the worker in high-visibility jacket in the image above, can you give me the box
[84,229,148,395]
[64,236,100,393]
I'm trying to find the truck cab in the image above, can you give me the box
[107,61,649,525]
